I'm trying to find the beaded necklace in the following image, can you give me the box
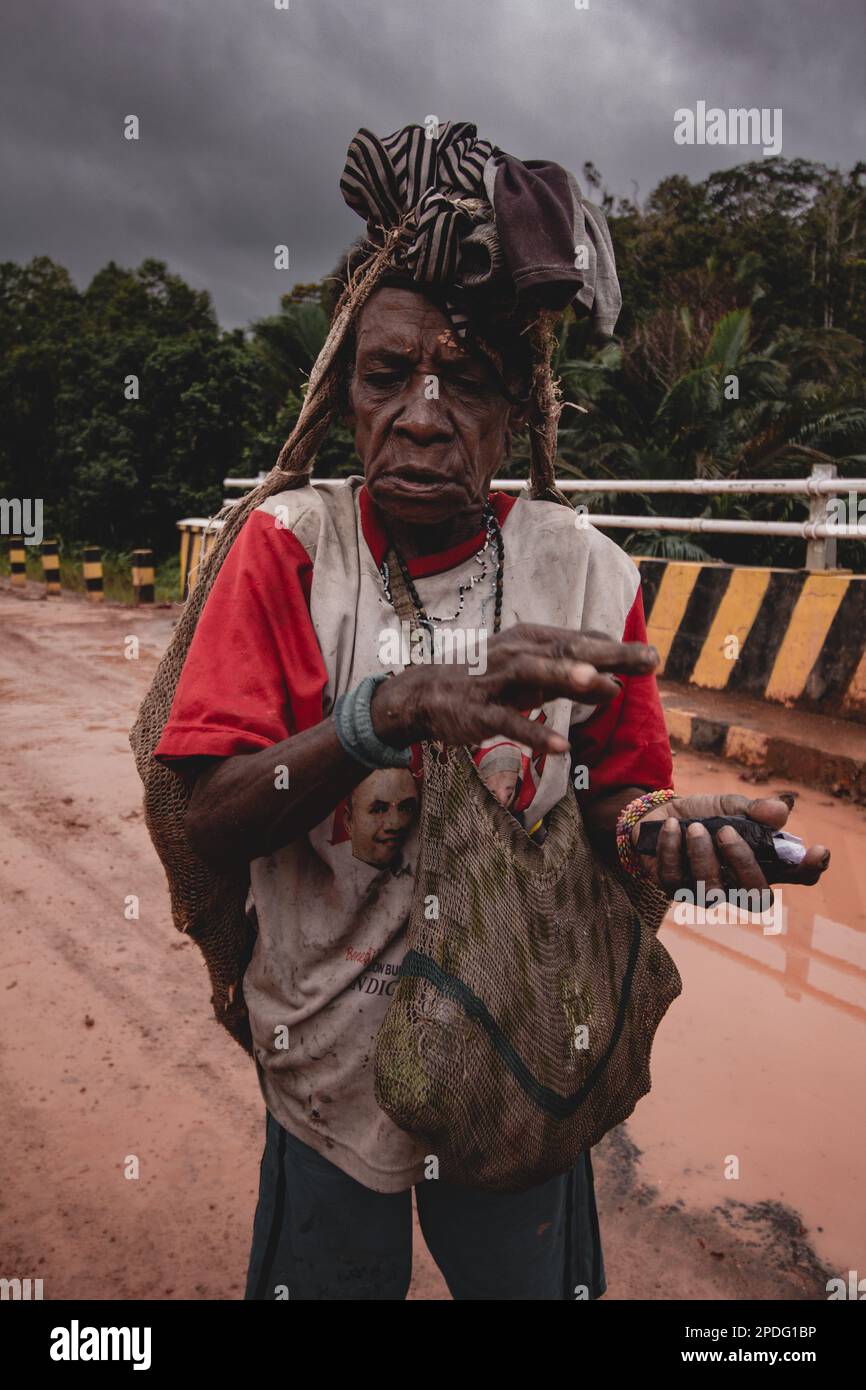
[379,502,505,636]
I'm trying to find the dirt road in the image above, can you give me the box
[1,584,864,1300]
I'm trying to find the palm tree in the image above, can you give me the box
[545,304,866,566]
[249,294,329,401]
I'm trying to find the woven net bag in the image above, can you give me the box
[374,740,682,1192]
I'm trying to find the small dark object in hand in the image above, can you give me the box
[635,815,806,883]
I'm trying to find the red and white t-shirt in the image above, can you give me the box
[155,478,672,1191]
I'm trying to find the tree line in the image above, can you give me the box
[1,155,864,567]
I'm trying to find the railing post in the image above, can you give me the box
[805,462,838,571]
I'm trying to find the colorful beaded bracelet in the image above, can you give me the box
[615,788,679,877]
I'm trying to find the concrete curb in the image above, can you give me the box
[662,697,866,802]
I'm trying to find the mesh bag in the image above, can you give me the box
[373,553,682,1192]
[374,740,682,1192]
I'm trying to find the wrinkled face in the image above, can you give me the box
[347,286,519,526]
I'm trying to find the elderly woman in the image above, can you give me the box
[141,122,830,1302]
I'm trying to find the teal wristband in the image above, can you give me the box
[332,674,413,770]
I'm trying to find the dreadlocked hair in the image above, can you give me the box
[525,313,570,505]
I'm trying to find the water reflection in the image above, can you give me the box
[664,901,866,1024]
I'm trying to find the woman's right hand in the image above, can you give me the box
[370,623,660,756]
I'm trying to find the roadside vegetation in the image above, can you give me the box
[2,156,864,584]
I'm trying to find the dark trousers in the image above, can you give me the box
[245,1111,606,1301]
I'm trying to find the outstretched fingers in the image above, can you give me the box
[498,625,660,677]
[488,653,624,708]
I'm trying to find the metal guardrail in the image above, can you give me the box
[217,463,866,571]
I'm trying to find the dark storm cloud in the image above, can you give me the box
[1,0,864,328]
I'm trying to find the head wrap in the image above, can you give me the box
[340,119,621,341]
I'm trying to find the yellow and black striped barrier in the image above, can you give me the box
[40,539,61,596]
[8,537,26,587]
[637,558,866,723]
[132,548,155,604]
[83,546,104,601]
[178,519,221,599]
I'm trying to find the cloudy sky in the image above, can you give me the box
[2,0,864,328]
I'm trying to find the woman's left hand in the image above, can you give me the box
[632,792,830,895]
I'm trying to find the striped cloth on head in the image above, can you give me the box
[341,121,493,336]
[339,119,622,340]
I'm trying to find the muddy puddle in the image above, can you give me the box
[628,751,866,1283]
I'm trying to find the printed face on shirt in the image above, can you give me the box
[482,767,522,809]
[346,286,522,530]
[473,729,544,818]
[345,767,420,868]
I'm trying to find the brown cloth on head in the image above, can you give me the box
[489,153,622,335]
